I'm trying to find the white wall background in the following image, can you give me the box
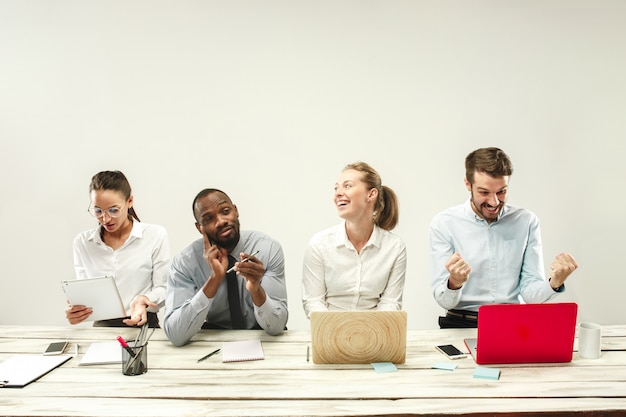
[1,0,623,330]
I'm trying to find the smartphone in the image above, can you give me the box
[435,344,467,360]
[43,341,69,356]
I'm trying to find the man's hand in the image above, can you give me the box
[549,252,578,289]
[201,233,228,298]
[233,253,267,307]
[445,252,471,290]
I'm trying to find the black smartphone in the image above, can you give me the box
[435,344,467,360]
[43,341,69,356]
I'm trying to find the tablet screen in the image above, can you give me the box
[62,276,127,322]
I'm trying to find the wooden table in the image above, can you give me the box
[1,324,625,416]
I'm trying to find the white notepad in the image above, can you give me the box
[221,340,265,363]
[79,341,122,366]
[0,355,71,388]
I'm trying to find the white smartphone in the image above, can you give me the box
[43,341,69,356]
[435,344,467,360]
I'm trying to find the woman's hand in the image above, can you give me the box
[123,295,156,326]
[65,303,92,325]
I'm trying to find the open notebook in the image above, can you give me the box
[310,310,407,364]
[464,303,578,365]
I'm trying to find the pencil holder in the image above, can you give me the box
[121,342,148,376]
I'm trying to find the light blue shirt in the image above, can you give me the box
[429,199,561,312]
[164,230,288,346]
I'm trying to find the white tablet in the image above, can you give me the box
[61,276,127,322]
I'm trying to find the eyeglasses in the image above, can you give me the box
[88,205,125,219]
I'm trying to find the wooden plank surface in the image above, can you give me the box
[1,325,625,417]
[3,397,626,417]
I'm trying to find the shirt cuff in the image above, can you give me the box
[191,290,212,311]
[254,297,270,316]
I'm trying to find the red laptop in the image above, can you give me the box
[464,303,578,365]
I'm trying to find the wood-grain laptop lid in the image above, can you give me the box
[310,311,407,364]
[465,303,578,365]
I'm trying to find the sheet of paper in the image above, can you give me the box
[79,341,122,366]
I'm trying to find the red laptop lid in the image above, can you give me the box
[474,303,578,365]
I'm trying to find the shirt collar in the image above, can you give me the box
[335,220,381,250]
[228,235,246,260]
[87,220,143,242]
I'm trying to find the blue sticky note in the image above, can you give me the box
[473,367,500,380]
[371,362,398,373]
[432,362,458,371]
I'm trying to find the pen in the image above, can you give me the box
[117,336,136,358]
[134,323,147,347]
[197,348,221,363]
[226,250,260,273]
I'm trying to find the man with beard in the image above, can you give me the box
[164,189,288,346]
[429,147,578,328]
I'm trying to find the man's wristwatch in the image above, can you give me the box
[549,277,564,292]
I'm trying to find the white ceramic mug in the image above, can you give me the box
[578,322,602,359]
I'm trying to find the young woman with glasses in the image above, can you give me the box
[65,170,171,328]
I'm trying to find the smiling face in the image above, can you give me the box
[90,189,133,233]
[194,191,240,251]
[334,169,377,223]
[465,170,509,223]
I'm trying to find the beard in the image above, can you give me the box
[210,219,241,249]
[470,195,502,222]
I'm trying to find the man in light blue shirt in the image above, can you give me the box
[164,189,288,346]
[429,147,578,328]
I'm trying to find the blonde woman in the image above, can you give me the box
[302,162,407,318]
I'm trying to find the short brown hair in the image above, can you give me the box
[465,147,513,184]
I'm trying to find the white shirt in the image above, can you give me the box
[72,221,170,315]
[302,222,407,318]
